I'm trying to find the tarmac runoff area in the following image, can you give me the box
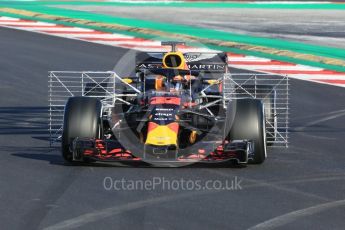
[55,5,345,49]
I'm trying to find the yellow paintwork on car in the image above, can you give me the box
[145,125,178,146]
[122,78,133,84]
[162,51,188,70]
[206,79,220,85]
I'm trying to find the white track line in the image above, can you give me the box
[0,16,20,21]
[32,27,95,32]
[248,199,345,230]
[0,21,54,26]
[229,64,323,71]
[76,34,134,39]
[101,41,162,46]
[288,74,345,80]
[227,57,272,62]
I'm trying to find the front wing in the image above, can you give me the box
[71,138,253,165]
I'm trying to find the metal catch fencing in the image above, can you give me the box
[49,71,288,147]
[48,71,139,146]
[223,73,289,147]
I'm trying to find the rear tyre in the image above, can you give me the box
[61,97,102,162]
[225,99,266,164]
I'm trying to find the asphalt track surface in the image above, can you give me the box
[1,27,345,230]
[59,5,345,49]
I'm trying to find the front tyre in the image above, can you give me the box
[226,99,267,164]
[61,97,102,162]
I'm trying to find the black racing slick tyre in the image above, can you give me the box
[236,85,276,146]
[61,97,102,162]
[226,99,267,164]
[262,90,276,146]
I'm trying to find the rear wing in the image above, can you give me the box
[136,52,228,73]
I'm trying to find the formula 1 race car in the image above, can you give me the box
[49,41,288,166]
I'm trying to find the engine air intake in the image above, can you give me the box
[163,54,182,68]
